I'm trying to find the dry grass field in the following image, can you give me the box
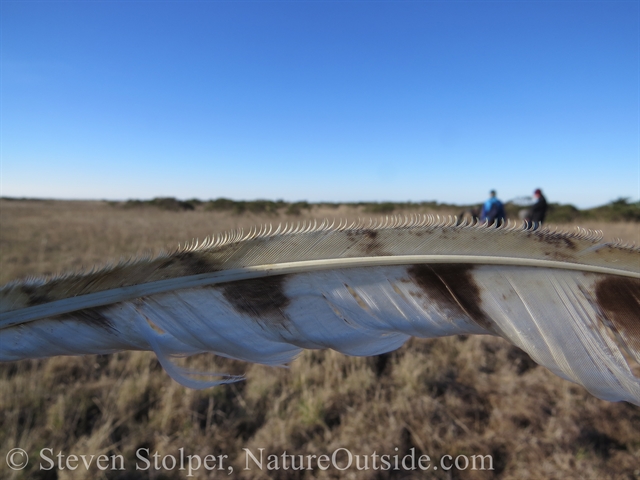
[1,199,639,480]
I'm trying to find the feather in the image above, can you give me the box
[1,216,638,404]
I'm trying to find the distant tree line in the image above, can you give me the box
[102,196,640,222]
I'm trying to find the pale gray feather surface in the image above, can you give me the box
[1,217,638,403]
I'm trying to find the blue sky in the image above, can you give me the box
[2,1,638,208]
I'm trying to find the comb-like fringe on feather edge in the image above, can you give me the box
[3,214,636,289]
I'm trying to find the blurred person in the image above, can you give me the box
[480,190,506,226]
[526,188,548,230]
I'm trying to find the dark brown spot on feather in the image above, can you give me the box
[531,231,577,251]
[408,264,493,331]
[22,285,52,307]
[594,246,616,255]
[595,276,640,352]
[544,250,574,262]
[171,251,220,276]
[358,230,390,256]
[219,275,290,325]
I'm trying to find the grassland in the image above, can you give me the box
[0,199,639,480]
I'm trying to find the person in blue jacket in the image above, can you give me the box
[480,190,506,226]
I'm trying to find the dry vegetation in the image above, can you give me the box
[0,199,639,480]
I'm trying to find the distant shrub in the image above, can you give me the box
[185,198,203,208]
[286,201,311,216]
[392,201,423,210]
[122,197,195,211]
[546,203,580,223]
[246,200,286,214]
[122,199,145,209]
[205,198,237,211]
[149,197,195,211]
[0,197,47,201]
[503,203,522,220]
[205,198,286,215]
[363,202,397,214]
[233,202,248,214]
[586,198,640,222]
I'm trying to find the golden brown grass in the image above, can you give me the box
[1,199,639,479]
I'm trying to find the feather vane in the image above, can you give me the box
[1,216,639,403]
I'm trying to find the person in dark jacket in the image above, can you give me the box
[480,190,506,226]
[527,188,547,230]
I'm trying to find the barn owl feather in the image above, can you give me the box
[1,216,639,404]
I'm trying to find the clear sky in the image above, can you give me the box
[1,1,638,208]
